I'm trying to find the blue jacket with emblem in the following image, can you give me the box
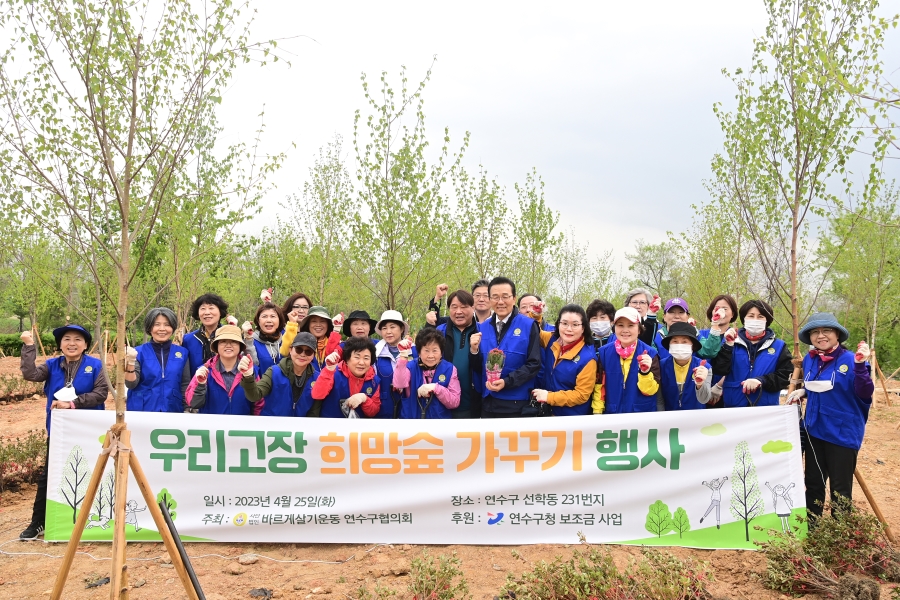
[399,359,455,419]
[713,330,792,408]
[374,341,417,419]
[127,343,188,413]
[539,334,595,416]
[659,355,707,411]
[42,355,105,431]
[596,340,658,414]
[801,348,873,450]
[318,366,380,418]
[477,311,538,402]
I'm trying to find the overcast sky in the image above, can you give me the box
[217,1,899,266]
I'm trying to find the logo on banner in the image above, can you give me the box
[233,513,248,526]
[487,512,504,525]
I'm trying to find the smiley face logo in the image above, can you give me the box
[233,512,248,526]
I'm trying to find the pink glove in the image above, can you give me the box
[238,355,254,376]
[638,350,652,373]
[332,312,345,328]
[724,328,737,346]
[855,341,870,364]
[692,360,708,385]
[225,314,238,327]
[260,288,273,303]
[648,295,661,313]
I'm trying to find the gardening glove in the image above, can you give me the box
[332,312,345,328]
[787,388,806,405]
[687,317,697,327]
[417,383,437,397]
[324,351,340,370]
[346,393,366,409]
[241,321,254,339]
[532,389,549,403]
[855,341,870,364]
[724,328,738,346]
[742,378,761,393]
[397,338,413,360]
[648,294,661,313]
[434,283,449,302]
[20,331,34,346]
[530,301,545,318]
[225,314,239,327]
[711,307,727,327]
[426,311,437,326]
[638,350,652,374]
[238,355,254,377]
[469,332,482,354]
[692,360,708,386]
[195,366,209,384]
[260,288,273,303]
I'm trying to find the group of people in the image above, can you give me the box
[17,277,874,539]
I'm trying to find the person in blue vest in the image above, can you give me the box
[786,313,874,522]
[372,309,413,419]
[531,304,597,416]
[518,293,555,333]
[123,308,190,412]
[243,301,286,377]
[343,310,378,341]
[696,294,738,361]
[240,331,319,417]
[279,306,342,373]
[471,277,542,418]
[18,324,108,540]
[623,288,662,350]
[425,280,493,328]
[434,289,482,418]
[593,307,660,414]
[712,299,792,408]
[311,336,381,418]
[659,322,712,411]
[586,299,616,355]
[184,325,258,415]
[392,328,460,419]
[182,293,228,374]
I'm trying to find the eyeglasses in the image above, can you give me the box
[559,321,583,330]
[629,300,648,307]
[473,293,489,300]
[292,347,315,357]
[490,294,514,301]
[292,304,310,312]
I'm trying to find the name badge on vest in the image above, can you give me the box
[55,386,78,403]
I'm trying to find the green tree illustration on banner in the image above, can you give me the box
[59,445,91,524]
[157,488,178,521]
[730,441,763,542]
[645,500,673,538]
[672,507,691,538]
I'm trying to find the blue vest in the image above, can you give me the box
[801,350,868,450]
[399,360,455,419]
[654,331,670,361]
[253,338,282,377]
[182,330,209,373]
[722,334,784,407]
[43,354,105,431]
[540,336,594,416]
[478,312,536,401]
[127,343,188,413]
[320,368,380,418]
[659,356,707,411]
[597,340,658,414]
[374,347,417,419]
[257,364,316,417]
[199,368,256,416]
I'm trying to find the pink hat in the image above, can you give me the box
[613,307,641,325]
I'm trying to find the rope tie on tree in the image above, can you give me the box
[100,433,131,459]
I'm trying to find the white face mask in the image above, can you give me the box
[590,321,612,338]
[744,318,767,335]
[668,343,693,361]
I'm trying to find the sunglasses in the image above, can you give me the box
[292,346,315,357]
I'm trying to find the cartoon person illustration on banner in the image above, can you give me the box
[700,477,728,529]
[124,500,147,532]
[766,481,795,532]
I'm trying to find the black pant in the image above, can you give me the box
[481,396,529,418]
[481,409,523,419]
[31,439,50,525]
[805,434,857,518]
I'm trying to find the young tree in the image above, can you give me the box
[157,487,178,521]
[0,0,282,418]
[708,0,894,371]
[672,507,691,538]
[644,499,674,538]
[730,441,763,542]
[505,168,562,296]
[59,445,91,524]
[625,239,684,300]
[447,165,509,284]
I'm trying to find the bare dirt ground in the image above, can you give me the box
[1,355,899,599]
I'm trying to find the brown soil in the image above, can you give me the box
[1,363,899,599]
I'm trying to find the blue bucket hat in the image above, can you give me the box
[799,312,849,345]
[52,324,92,349]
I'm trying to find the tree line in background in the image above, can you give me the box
[0,0,898,372]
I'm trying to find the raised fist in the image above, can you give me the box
[687,317,697,327]
[260,288,273,303]
[417,383,437,397]
[20,331,34,346]
[469,332,482,354]
[724,328,738,346]
[195,366,209,384]
[530,301,545,316]
[435,284,449,301]
[125,345,138,368]
[532,389,549,403]
[332,312,345,328]
[238,355,254,376]
[648,294,661,313]
[397,337,413,359]
[225,314,238,327]
[638,350,652,373]
[692,360,708,386]
[241,321,254,339]
[712,307,727,325]
[855,341,870,364]
[325,351,341,369]
[426,311,437,326]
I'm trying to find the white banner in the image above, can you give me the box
[46,406,805,548]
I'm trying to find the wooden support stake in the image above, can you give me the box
[873,355,893,407]
[33,322,47,357]
[109,430,132,600]
[120,564,129,600]
[129,453,200,600]
[51,433,112,600]
[854,467,896,543]
[886,363,900,382]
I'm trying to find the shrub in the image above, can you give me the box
[0,333,56,357]
[0,430,48,491]
[408,550,470,600]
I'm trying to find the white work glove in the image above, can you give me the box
[711,307,727,327]
[532,389,549,403]
[20,331,34,346]
[238,355,254,377]
[125,345,138,368]
[241,321,254,339]
[324,351,340,370]
[724,328,738,346]
[417,383,437,397]
[225,314,239,327]
[195,366,209,384]
[346,393,366,409]
[332,312,345,328]
[397,338,413,360]
[692,361,708,386]
[786,388,806,405]
[742,378,761,393]
[637,350,652,374]
[469,332,482,354]
[855,341,870,364]
[687,317,697,327]
[260,288,273,303]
